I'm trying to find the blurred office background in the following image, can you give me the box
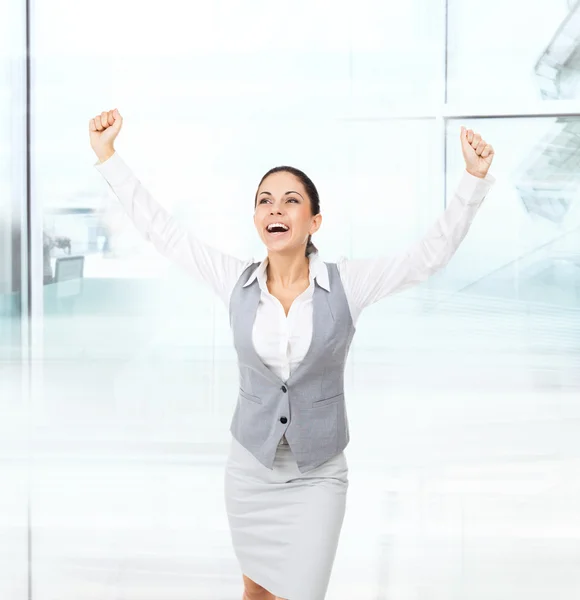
[1,0,580,598]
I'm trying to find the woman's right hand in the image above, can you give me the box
[89,108,123,163]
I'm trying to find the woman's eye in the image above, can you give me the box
[258,198,298,204]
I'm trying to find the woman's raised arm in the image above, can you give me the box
[338,127,496,322]
[90,109,251,307]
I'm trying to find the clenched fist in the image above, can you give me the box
[89,108,123,163]
[460,126,494,178]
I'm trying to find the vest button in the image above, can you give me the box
[280,416,288,424]
[281,385,287,393]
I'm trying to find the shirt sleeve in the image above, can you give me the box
[93,151,253,307]
[337,169,496,322]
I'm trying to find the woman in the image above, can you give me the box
[89,109,495,600]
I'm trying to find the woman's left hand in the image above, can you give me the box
[460,126,494,178]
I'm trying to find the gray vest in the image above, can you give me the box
[228,261,356,473]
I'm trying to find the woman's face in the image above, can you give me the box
[254,171,321,255]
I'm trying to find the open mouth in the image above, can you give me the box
[266,223,290,236]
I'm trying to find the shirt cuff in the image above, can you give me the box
[455,169,496,204]
[93,151,134,186]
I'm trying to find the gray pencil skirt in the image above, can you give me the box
[223,435,349,600]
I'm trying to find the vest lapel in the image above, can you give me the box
[243,279,284,385]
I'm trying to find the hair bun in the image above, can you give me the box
[306,235,318,256]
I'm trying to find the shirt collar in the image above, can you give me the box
[242,251,330,292]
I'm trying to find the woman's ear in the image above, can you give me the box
[310,213,322,235]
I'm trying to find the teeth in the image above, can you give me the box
[267,223,289,232]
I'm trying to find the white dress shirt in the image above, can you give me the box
[94,153,495,383]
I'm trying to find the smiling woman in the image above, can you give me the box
[254,165,322,257]
[89,106,496,600]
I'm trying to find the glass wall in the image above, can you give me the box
[1,1,30,599]
[447,0,580,104]
[6,0,580,598]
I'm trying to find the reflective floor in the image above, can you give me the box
[1,293,579,599]
[2,444,580,599]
